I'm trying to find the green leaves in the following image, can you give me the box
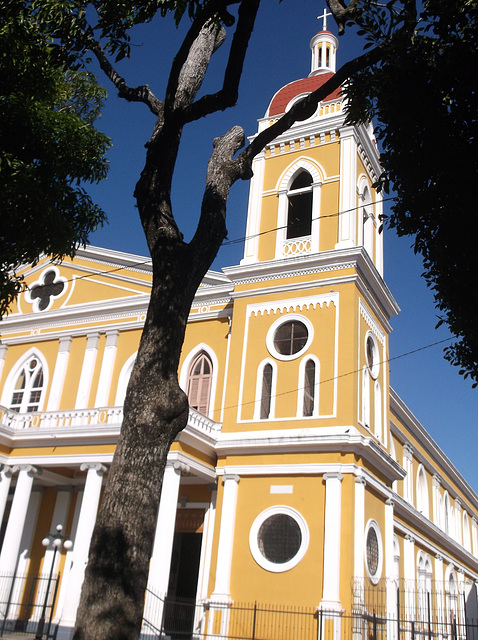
[345,0,478,384]
[0,2,111,315]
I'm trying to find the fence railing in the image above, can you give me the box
[0,571,59,638]
[0,404,220,436]
[141,591,478,640]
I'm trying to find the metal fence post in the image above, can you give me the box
[397,586,401,640]
[373,611,377,640]
[252,601,257,640]
[0,572,17,638]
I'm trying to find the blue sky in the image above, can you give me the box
[85,0,478,490]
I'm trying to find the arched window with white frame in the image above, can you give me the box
[186,351,213,416]
[3,352,47,413]
[417,552,433,623]
[115,353,137,407]
[275,160,323,259]
[445,567,458,625]
[297,356,319,418]
[254,359,277,421]
[286,171,313,240]
[416,465,429,518]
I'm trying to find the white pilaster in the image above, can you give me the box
[0,466,13,526]
[47,337,72,411]
[0,344,8,382]
[435,554,444,625]
[455,498,462,545]
[403,444,414,504]
[353,477,366,607]
[241,152,265,265]
[432,475,441,527]
[57,463,105,637]
[404,535,415,619]
[209,474,240,640]
[94,330,119,407]
[336,127,357,249]
[385,499,397,638]
[75,333,100,409]
[321,472,344,611]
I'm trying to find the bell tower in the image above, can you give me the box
[241,20,384,277]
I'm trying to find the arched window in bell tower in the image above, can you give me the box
[186,351,213,415]
[287,171,313,239]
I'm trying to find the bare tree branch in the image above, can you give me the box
[184,0,261,123]
[327,0,361,34]
[87,38,163,116]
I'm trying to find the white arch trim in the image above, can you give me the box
[115,352,137,407]
[1,347,50,412]
[179,343,219,420]
[276,157,325,192]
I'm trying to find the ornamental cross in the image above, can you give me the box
[30,270,65,311]
[317,8,332,31]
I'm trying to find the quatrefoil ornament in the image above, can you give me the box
[26,268,67,312]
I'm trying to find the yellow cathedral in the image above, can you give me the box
[0,23,477,640]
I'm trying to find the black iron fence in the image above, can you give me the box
[0,572,60,638]
[141,588,478,640]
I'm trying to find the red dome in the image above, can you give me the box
[266,72,341,117]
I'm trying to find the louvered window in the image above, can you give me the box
[10,356,44,413]
[186,352,213,415]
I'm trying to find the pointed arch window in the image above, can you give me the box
[287,171,313,239]
[9,355,44,413]
[186,352,213,415]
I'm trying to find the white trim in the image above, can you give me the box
[115,352,137,406]
[179,343,219,420]
[253,358,277,421]
[364,519,383,585]
[297,355,320,418]
[249,505,309,573]
[0,347,50,413]
[266,314,314,362]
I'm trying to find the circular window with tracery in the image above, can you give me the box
[364,520,383,584]
[250,506,309,572]
[266,316,313,361]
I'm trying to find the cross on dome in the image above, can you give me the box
[317,8,332,31]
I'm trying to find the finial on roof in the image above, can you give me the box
[317,8,332,32]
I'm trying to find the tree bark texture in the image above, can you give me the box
[73,2,383,638]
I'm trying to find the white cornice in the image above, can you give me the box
[390,388,478,511]
[216,426,405,483]
[393,498,478,576]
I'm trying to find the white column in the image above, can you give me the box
[455,498,462,545]
[75,333,100,409]
[385,499,397,638]
[94,330,119,407]
[0,465,39,575]
[58,463,105,637]
[353,477,366,607]
[0,465,13,525]
[0,465,39,614]
[336,126,357,249]
[458,569,466,626]
[47,337,72,411]
[404,535,416,619]
[211,474,240,601]
[432,475,441,526]
[321,472,344,611]
[148,461,185,596]
[241,152,265,265]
